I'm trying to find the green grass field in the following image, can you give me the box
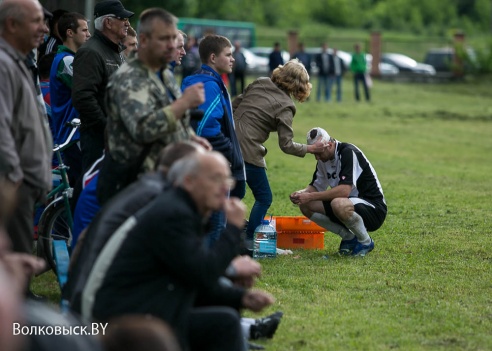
[33,77,492,350]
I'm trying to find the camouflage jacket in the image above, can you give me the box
[105,57,195,172]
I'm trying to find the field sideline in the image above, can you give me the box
[33,77,492,350]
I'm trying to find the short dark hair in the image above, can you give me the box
[58,12,86,41]
[49,9,69,34]
[198,35,231,63]
[138,8,176,36]
[38,52,56,80]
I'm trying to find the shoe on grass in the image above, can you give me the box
[338,236,358,255]
[351,239,375,257]
[250,311,283,340]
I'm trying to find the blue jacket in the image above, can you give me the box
[182,65,245,181]
[50,50,80,146]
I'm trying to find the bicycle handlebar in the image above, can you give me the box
[53,118,81,152]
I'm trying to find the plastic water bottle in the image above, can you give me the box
[253,219,277,259]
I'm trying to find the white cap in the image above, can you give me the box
[306,127,331,145]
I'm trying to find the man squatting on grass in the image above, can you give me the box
[290,127,387,257]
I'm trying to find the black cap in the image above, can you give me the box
[94,0,134,19]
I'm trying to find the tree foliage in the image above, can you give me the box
[122,0,492,35]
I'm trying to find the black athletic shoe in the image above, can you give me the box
[250,311,283,340]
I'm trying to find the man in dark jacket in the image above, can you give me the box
[72,0,134,171]
[85,151,271,351]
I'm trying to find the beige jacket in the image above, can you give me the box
[232,77,307,168]
[0,38,52,191]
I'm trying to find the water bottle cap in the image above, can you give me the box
[261,219,270,225]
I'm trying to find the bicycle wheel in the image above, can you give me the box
[38,199,72,273]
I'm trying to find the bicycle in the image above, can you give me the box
[36,118,80,286]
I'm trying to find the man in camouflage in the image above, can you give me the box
[99,8,210,203]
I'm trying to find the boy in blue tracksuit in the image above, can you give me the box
[182,35,246,198]
[182,35,246,246]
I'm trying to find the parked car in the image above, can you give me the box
[380,53,436,75]
[241,47,269,75]
[424,47,476,73]
[248,47,291,64]
[366,54,399,76]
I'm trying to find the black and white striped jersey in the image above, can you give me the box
[310,141,386,208]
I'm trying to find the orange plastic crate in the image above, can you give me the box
[277,231,325,250]
[265,216,325,233]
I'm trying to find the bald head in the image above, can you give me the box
[0,0,46,54]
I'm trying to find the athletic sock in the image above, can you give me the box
[310,213,355,240]
[241,318,255,339]
[343,212,371,245]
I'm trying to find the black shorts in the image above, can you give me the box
[323,197,387,232]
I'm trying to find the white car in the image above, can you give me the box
[248,47,291,64]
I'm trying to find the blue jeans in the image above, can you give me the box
[245,163,272,240]
[317,75,329,101]
[327,75,342,102]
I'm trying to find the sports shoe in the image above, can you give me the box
[338,236,358,255]
[250,311,283,340]
[351,239,375,257]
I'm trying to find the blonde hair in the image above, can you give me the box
[271,58,312,103]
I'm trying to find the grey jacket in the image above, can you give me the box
[0,38,52,191]
[232,77,307,168]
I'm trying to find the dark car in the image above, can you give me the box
[381,53,436,75]
[424,47,476,73]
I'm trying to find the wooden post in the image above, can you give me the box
[288,30,298,60]
[370,31,381,77]
[453,31,465,78]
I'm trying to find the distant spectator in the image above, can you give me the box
[170,30,187,71]
[268,42,284,76]
[38,9,68,61]
[350,43,370,101]
[229,40,247,96]
[327,48,345,102]
[181,36,201,81]
[315,42,333,102]
[293,42,311,75]
[122,26,138,57]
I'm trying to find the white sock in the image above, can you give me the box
[343,212,371,245]
[241,318,255,340]
[310,213,355,240]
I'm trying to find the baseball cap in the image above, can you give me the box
[306,127,331,145]
[94,0,134,19]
